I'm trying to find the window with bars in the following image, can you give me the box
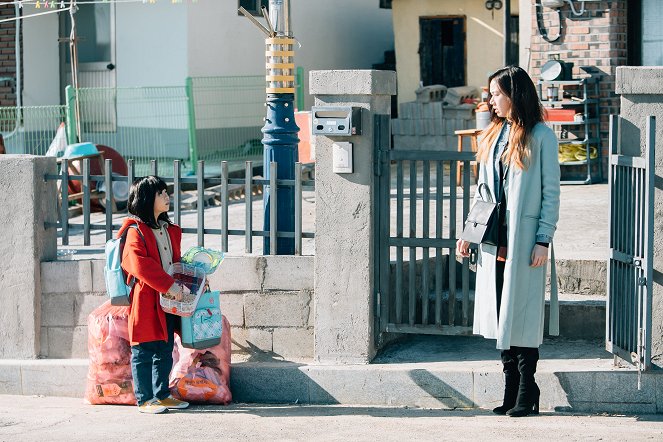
[238,0,270,16]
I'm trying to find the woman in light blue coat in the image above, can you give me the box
[457,66,560,417]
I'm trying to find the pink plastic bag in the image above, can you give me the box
[170,316,232,404]
[87,301,131,366]
[84,300,136,405]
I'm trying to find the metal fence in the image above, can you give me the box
[606,115,655,380]
[1,73,306,177]
[44,159,315,256]
[73,86,192,177]
[376,143,476,335]
[0,105,68,155]
[187,76,265,168]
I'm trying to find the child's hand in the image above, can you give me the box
[165,283,184,302]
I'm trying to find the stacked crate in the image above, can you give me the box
[392,102,475,150]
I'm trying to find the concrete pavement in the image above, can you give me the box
[4,335,662,414]
[1,395,662,442]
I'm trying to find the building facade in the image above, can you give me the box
[12,0,393,109]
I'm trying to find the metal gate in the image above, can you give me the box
[374,115,476,335]
[606,115,655,380]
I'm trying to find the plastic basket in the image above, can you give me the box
[160,263,206,317]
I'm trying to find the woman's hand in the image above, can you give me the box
[456,239,471,258]
[530,244,548,267]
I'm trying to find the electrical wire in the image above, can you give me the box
[535,0,562,43]
[7,0,194,5]
[566,0,587,16]
[0,5,72,24]
[0,0,199,24]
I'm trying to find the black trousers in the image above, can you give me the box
[496,259,505,320]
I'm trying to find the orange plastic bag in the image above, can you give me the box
[84,300,136,405]
[169,316,232,404]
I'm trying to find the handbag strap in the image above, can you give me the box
[477,148,508,204]
[477,183,494,203]
[497,158,506,203]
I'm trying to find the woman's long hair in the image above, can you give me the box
[476,66,545,170]
[127,175,172,229]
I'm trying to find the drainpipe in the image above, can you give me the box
[503,0,511,66]
[14,3,21,111]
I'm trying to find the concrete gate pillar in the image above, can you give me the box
[310,70,396,364]
[616,67,663,368]
[0,155,57,358]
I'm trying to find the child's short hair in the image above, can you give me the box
[128,175,172,228]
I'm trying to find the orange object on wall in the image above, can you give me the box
[295,111,314,163]
[544,108,577,122]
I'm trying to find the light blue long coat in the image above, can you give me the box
[473,122,561,349]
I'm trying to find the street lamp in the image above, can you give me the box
[240,0,299,255]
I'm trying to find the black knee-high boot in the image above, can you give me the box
[493,348,520,415]
[507,346,540,417]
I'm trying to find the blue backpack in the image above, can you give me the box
[104,225,146,306]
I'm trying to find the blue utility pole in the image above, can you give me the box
[240,0,299,255]
[263,92,299,254]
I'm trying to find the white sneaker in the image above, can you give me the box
[138,398,168,414]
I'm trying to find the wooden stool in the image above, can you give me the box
[455,128,481,186]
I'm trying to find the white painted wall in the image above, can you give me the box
[20,0,393,111]
[115,3,188,87]
[186,1,264,77]
[519,0,532,71]
[187,0,394,109]
[22,6,60,106]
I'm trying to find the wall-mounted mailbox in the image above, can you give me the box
[311,106,362,136]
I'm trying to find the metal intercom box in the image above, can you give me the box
[311,106,362,136]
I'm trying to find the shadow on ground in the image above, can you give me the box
[373,335,611,364]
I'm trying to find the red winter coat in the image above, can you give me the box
[119,218,182,345]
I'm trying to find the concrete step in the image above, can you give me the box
[398,257,607,300]
[553,259,606,297]
[548,293,605,340]
[407,291,605,340]
[1,336,660,414]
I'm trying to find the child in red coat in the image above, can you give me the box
[119,175,190,414]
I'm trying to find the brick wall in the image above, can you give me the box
[0,2,18,106]
[529,0,628,172]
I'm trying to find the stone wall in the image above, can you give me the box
[392,102,475,150]
[0,155,57,359]
[40,256,314,361]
